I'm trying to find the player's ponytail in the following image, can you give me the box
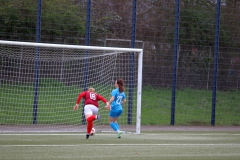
[117,79,124,92]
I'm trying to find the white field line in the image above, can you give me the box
[0,133,240,136]
[1,144,240,147]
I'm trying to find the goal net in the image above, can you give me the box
[0,40,143,134]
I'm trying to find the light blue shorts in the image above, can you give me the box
[109,109,122,118]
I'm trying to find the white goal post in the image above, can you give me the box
[0,40,143,134]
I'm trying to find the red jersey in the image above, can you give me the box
[76,91,107,108]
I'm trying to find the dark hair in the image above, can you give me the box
[117,79,124,92]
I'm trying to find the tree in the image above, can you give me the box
[0,0,85,42]
[41,0,85,42]
[178,0,231,47]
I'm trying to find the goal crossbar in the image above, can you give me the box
[0,40,142,52]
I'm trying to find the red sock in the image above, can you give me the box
[87,115,97,122]
[86,115,96,134]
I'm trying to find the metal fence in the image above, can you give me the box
[0,0,239,126]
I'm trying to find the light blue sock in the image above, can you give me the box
[110,122,118,132]
[115,122,120,130]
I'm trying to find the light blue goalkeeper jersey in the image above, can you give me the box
[111,88,126,111]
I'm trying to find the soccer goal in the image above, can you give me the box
[0,40,143,134]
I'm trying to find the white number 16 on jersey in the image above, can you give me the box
[90,93,96,100]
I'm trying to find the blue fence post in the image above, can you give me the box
[211,0,221,126]
[127,0,137,125]
[171,0,180,125]
[33,0,42,124]
[82,0,91,124]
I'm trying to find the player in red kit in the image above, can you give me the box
[73,87,110,139]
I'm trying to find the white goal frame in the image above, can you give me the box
[0,40,143,134]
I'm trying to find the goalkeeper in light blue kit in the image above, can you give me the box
[105,79,126,138]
